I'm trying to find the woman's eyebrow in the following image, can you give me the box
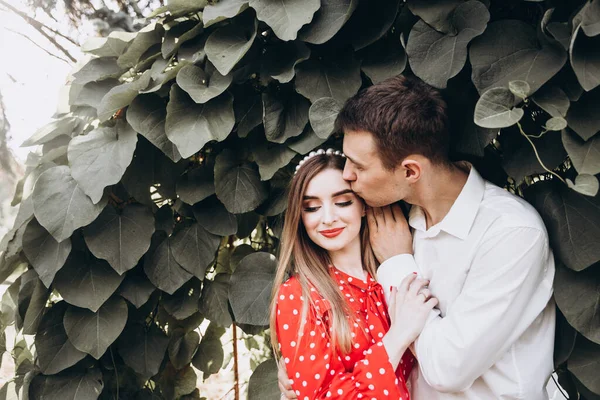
[303,189,353,200]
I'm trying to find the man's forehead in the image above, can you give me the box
[342,130,377,160]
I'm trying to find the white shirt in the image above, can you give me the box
[378,165,555,400]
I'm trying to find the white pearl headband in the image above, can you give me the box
[294,148,346,175]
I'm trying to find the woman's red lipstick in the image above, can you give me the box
[319,228,344,238]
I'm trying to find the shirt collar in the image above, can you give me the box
[408,163,485,240]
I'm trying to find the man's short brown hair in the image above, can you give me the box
[336,75,450,170]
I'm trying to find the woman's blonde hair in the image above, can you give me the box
[269,153,379,357]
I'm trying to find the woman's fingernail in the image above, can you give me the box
[389,286,393,291]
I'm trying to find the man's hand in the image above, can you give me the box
[367,203,413,263]
[278,361,297,399]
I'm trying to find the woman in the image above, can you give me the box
[269,148,437,399]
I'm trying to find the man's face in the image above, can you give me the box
[342,130,408,207]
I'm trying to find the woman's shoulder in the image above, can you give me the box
[277,276,331,315]
[278,276,303,299]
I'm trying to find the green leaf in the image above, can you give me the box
[35,302,87,375]
[474,87,524,128]
[406,1,489,89]
[148,0,207,17]
[205,11,257,75]
[18,270,50,334]
[568,336,600,394]
[73,57,125,85]
[163,278,202,320]
[252,143,296,181]
[295,53,362,104]
[532,84,570,118]
[144,235,193,294]
[555,309,577,366]
[192,335,223,377]
[54,252,125,312]
[165,85,235,159]
[170,222,221,279]
[22,218,71,288]
[63,296,128,359]
[81,31,136,57]
[566,88,600,141]
[343,0,400,50]
[97,70,152,121]
[83,204,155,275]
[203,0,249,27]
[406,0,463,34]
[260,41,310,84]
[118,323,169,380]
[570,24,600,92]
[249,0,320,41]
[32,165,108,242]
[470,20,567,94]
[229,252,276,325]
[68,120,138,204]
[21,116,81,147]
[233,90,262,138]
[117,23,165,68]
[162,20,204,59]
[309,97,341,139]
[525,180,600,271]
[235,213,260,239]
[177,165,215,205]
[361,34,407,84]
[545,116,568,131]
[29,368,104,400]
[142,57,190,94]
[286,126,327,154]
[262,90,310,143]
[298,0,358,44]
[169,330,200,370]
[508,80,531,99]
[567,174,599,197]
[155,205,174,235]
[199,274,232,327]
[118,270,156,308]
[177,62,233,104]
[248,359,279,400]
[562,129,600,175]
[214,149,268,213]
[193,196,237,236]
[127,93,182,162]
[72,79,120,111]
[258,187,287,217]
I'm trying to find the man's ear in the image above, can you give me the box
[400,157,422,183]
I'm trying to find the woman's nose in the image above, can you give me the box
[321,206,337,225]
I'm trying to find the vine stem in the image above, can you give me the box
[517,122,566,184]
[233,323,240,400]
[110,346,119,400]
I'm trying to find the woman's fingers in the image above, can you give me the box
[419,288,432,301]
[408,278,430,297]
[399,273,418,294]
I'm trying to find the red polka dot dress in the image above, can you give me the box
[275,266,415,399]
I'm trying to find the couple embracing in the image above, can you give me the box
[270,75,555,400]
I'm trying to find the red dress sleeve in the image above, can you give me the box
[275,279,410,400]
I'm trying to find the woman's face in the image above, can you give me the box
[301,168,365,253]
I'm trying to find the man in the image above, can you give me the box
[279,75,555,399]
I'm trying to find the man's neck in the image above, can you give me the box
[411,163,470,229]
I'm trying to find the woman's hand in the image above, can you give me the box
[383,273,438,368]
[367,203,413,262]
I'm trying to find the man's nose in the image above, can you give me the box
[342,163,356,182]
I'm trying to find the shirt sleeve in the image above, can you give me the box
[275,282,410,400]
[410,227,554,393]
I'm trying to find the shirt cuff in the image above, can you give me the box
[377,254,421,305]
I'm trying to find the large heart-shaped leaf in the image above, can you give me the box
[170,222,220,279]
[118,323,169,380]
[165,85,235,158]
[35,302,87,375]
[81,31,135,57]
[32,166,108,242]
[567,174,600,197]
[407,1,489,89]
[568,335,600,393]
[251,143,296,181]
[562,129,600,175]
[570,24,600,92]
[127,93,182,162]
[286,126,327,155]
[18,269,50,334]
[203,0,249,28]
[248,359,279,400]
[54,251,125,312]
[260,41,310,84]
[22,218,71,288]
[162,20,204,59]
[199,274,233,327]
[68,120,138,204]
[532,84,570,118]
[249,0,320,41]
[205,11,257,75]
[566,89,600,141]
[233,90,262,138]
[176,165,215,205]
[193,196,237,236]
[525,180,600,272]
[163,278,202,320]
[262,90,310,143]
[29,368,104,400]
[295,53,362,104]
[298,0,358,44]
[229,252,276,325]
[84,204,155,275]
[470,20,567,94]
[72,79,120,111]
[144,236,193,294]
[361,34,407,84]
[97,70,152,121]
[73,57,125,85]
[309,97,341,139]
[117,23,165,68]
[63,296,128,359]
[406,0,463,34]
[169,330,200,370]
[118,270,156,308]
[342,0,400,50]
[214,150,268,213]
[148,0,207,18]
[192,333,223,377]
[177,62,233,104]
[474,87,524,129]
[21,116,81,147]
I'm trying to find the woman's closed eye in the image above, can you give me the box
[336,200,353,207]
